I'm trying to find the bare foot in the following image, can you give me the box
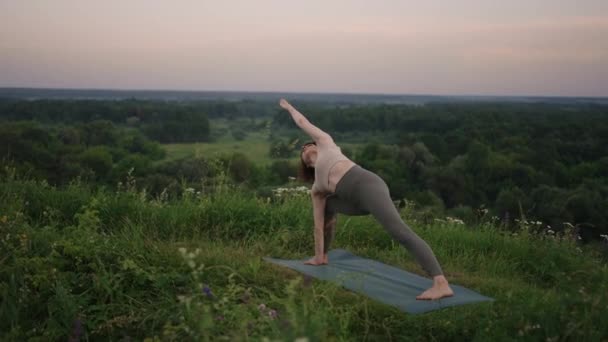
[416,275,454,300]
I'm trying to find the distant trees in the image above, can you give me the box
[1,99,607,240]
[302,102,608,239]
[0,99,212,143]
[0,121,164,185]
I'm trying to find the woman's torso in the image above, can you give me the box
[327,160,356,193]
[313,142,357,194]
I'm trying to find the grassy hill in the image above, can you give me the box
[1,177,607,341]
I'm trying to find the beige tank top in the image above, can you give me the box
[312,140,351,194]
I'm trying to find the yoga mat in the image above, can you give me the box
[263,249,494,314]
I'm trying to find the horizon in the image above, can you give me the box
[2,86,608,100]
[1,1,607,97]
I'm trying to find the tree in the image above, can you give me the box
[79,146,113,180]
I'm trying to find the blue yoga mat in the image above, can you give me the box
[263,249,494,314]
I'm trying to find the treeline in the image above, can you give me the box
[274,102,608,240]
[0,121,298,196]
[0,99,280,143]
[2,99,607,240]
[0,121,165,184]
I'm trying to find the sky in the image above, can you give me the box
[1,0,607,97]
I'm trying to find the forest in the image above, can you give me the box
[2,99,606,241]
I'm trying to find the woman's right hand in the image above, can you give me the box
[279,98,291,110]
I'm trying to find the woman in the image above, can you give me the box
[279,98,454,300]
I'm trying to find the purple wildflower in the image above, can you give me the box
[215,315,225,321]
[202,284,214,298]
[68,317,83,342]
[268,309,278,319]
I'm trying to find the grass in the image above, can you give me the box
[162,132,277,166]
[1,178,607,341]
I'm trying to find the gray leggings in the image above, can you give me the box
[323,165,444,277]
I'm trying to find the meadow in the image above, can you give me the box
[1,173,607,341]
[161,119,360,166]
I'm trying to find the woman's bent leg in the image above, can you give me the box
[323,193,368,253]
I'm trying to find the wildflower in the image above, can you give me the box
[600,234,608,242]
[446,217,464,225]
[258,303,267,311]
[268,309,278,319]
[546,229,555,235]
[202,284,214,298]
[215,315,225,321]
[69,318,83,342]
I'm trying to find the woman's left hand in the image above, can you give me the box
[304,257,326,266]
[279,98,291,110]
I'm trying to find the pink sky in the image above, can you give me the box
[1,0,607,96]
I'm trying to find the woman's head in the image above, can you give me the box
[298,141,317,182]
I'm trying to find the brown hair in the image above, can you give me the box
[298,141,316,183]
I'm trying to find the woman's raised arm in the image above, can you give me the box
[279,99,331,143]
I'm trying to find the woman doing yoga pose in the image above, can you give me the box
[279,98,454,300]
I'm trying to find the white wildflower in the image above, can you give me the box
[446,217,464,225]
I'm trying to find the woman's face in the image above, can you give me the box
[301,144,317,167]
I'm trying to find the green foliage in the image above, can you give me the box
[268,139,296,159]
[79,146,113,180]
[0,178,607,341]
[2,99,608,239]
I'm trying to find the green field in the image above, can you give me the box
[162,121,361,166]
[2,178,607,341]
[163,136,278,165]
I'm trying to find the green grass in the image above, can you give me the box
[162,128,361,166]
[1,178,607,341]
[162,119,360,165]
[163,132,278,165]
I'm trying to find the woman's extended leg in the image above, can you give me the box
[359,181,444,277]
[348,167,453,299]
